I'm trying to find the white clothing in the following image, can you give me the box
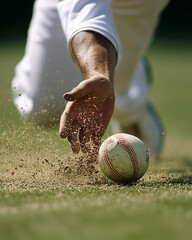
[12,0,169,126]
[57,0,122,66]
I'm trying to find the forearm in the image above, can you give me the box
[71,31,117,83]
[60,31,117,156]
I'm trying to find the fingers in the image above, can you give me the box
[89,134,102,162]
[60,112,103,158]
[59,103,81,154]
[67,121,81,154]
[64,81,91,101]
[59,101,78,138]
[59,111,68,138]
[79,127,91,154]
[92,134,101,153]
[79,127,102,162]
[60,80,93,138]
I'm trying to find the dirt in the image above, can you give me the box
[52,154,110,185]
[0,152,114,190]
[0,124,115,189]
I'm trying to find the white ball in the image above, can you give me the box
[98,133,149,183]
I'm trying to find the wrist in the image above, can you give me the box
[72,31,117,84]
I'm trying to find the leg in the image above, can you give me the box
[111,0,170,158]
[111,59,165,158]
[12,0,81,126]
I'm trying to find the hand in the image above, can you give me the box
[59,76,115,161]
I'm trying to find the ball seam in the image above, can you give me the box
[115,135,139,179]
[103,141,129,181]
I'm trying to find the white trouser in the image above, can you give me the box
[12,0,169,126]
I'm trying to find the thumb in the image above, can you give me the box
[64,80,91,101]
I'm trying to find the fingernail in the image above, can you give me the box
[64,94,70,100]
[60,132,66,138]
[72,145,80,154]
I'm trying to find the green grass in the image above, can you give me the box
[0,37,192,240]
[0,185,191,240]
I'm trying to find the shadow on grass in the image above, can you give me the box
[80,156,192,188]
[98,157,192,188]
[169,176,192,185]
[142,176,192,188]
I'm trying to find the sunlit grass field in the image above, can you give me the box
[0,37,192,240]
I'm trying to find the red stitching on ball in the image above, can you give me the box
[115,135,139,179]
[103,140,128,181]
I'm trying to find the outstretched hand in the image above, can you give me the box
[59,76,115,161]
